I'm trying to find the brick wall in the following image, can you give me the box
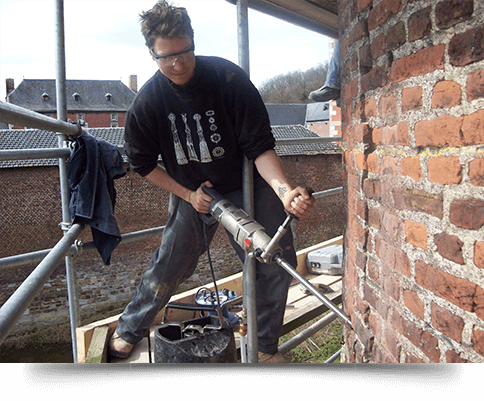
[10,112,127,129]
[340,0,484,362]
[0,152,343,332]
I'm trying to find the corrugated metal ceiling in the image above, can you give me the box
[225,0,339,38]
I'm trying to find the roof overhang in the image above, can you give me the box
[225,0,338,38]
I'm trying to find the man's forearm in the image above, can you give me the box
[145,164,192,202]
[254,149,314,219]
[144,164,213,213]
[253,149,293,199]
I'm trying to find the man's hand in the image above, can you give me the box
[280,186,315,220]
[187,181,213,214]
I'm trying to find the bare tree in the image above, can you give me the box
[259,62,329,104]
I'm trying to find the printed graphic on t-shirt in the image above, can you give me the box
[168,110,225,165]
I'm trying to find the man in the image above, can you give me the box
[109,0,314,363]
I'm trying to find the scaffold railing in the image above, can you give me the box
[0,0,344,363]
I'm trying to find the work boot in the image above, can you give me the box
[258,351,288,363]
[108,331,134,359]
[309,86,340,102]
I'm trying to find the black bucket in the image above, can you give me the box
[154,315,237,363]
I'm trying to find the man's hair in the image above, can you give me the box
[140,1,194,49]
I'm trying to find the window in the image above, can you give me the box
[110,113,118,122]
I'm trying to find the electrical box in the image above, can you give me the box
[306,245,343,276]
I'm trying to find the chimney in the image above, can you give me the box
[6,78,14,97]
[129,75,138,92]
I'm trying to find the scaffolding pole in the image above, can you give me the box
[0,223,84,344]
[236,0,259,364]
[55,0,81,363]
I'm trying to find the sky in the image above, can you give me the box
[0,0,333,100]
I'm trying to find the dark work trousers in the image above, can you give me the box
[115,179,295,354]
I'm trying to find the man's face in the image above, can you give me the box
[150,35,196,87]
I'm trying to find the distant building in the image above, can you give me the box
[5,76,138,129]
[265,102,339,138]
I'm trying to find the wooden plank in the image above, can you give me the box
[76,272,243,363]
[85,325,109,363]
[110,337,150,364]
[282,281,343,334]
[76,237,345,363]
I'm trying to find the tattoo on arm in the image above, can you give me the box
[278,186,288,199]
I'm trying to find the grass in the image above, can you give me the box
[281,313,343,363]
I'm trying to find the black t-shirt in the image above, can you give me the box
[124,56,275,195]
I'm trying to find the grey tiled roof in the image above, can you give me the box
[6,79,135,113]
[273,125,341,156]
[0,125,340,168]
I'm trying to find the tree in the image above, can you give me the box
[258,62,329,104]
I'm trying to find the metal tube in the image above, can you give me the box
[237,0,258,364]
[274,255,352,327]
[0,226,166,270]
[0,223,83,345]
[0,101,81,136]
[55,0,81,363]
[278,312,337,354]
[313,187,343,199]
[0,148,71,161]
[324,349,342,363]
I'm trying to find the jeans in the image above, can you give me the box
[116,179,295,354]
[325,40,341,89]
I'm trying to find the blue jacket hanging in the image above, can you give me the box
[66,131,126,265]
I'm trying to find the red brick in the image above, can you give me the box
[401,156,422,181]
[434,232,465,265]
[357,0,373,12]
[378,121,409,146]
[380,156,399,177]
[436,0,474,29]
[473,327,484,357]
[391,45,445,83]
[408,7,431,42]
[474,241,484,269]
[462,109,484,145]
[367,153,378,173]
[392,187,443,218]
[469,158,484,186]
[363,178,381,200]
[449,27,484,67]
[352,123,373,142]
[361,65,389,93]
[355,151,367,171]
[431,302,464,343]
[445,350,468,363]
[371,33,387,59]
[449,199,484,230]
[368,0,402,30]
[415,260,484,318]
[414,114,462,147]
[397,311,441,362]
[404,289,425,320]
[387,21,406,51]
[432,81,462,108]
[402,86,423,112]
[467,69,484,101]
[427,156,462,185]
[379,95,398,118]
[368,206,380,229]
[405,220,428,250]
